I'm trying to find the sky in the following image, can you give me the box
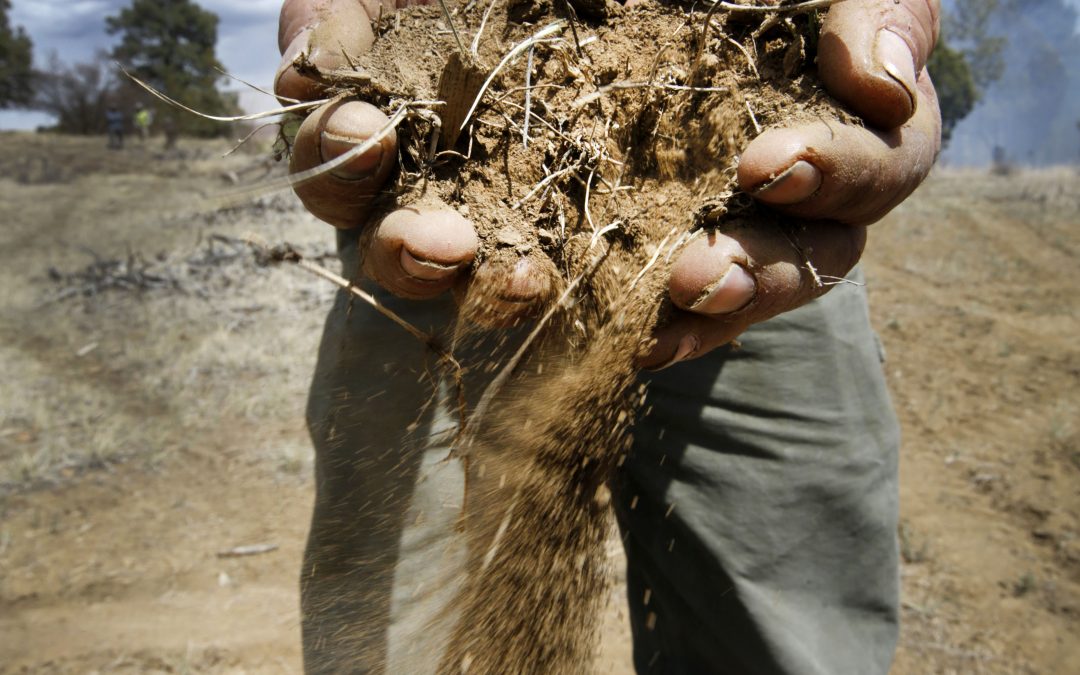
[0,0,283,130]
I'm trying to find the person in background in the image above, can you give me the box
[133,103,152,142]
[105,105,125,150]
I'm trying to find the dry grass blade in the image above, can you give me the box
[437,0,470,57]
[118,63,327,121]
[220,103,419,203]
[471,0,501,56]
[571,81,729,109]
[213,65,298,103]
[711,0,845,12]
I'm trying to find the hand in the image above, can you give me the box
[641,0,942,369]
[276,0,550,318]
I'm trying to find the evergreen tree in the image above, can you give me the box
[928,0,1008,148]
[107,0,237,139]
[927,38,979,146]
[0,0,33,108]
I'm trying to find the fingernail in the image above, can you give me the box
[400,248,461,281]
[754,160,822,205]
[875,29,917,111]
[651,333,700,371]
[321,130,385,180]
[690,263,756,315]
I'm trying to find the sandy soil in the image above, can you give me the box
[0,134,1076,674]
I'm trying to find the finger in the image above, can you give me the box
[737,72,940,225]
[276,0,376,102]
[362,206,479,300]
[641,221,866,369]
[457,254,556,328]
[817,0,940,129]
[289,99,399,228]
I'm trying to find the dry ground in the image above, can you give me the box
[0,133,1076,673]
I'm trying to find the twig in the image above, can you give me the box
[571,81,728,109]
[583,164,598,233]
[559,0,585,57]
[725,37,760,79]
[589,221,622,249]
[512,163,580,209]
[745,99,762,134]
[223,122,278,158]
[708,0,845,13]
[480,489,521,571]
[217,543,279,558]
[623,228,677,296]
[522,45,535,148]
[244,237,463,380]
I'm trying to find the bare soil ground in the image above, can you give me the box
[0,133,1077,673]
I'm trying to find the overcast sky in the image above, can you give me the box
[0,0,283,130]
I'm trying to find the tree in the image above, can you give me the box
[32,52,120,134]
[927,38,978,146]
[928,0,1008,148]
[106,0,237,141]
[946,0,1007,91]
[0,0,33,108]
[938,0,1080,164]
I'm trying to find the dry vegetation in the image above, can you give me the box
[0,131,1077,673]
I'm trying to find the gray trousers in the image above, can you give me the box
[301,233,899,674]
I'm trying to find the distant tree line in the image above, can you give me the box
[0,0,238,140]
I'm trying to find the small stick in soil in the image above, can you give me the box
[745,99,763,134]
[217,543,279,558]
[471,0,501,57]
[243,237,463,380]
[522,45,535,147]
[712,0,845,13]
[726,36,760,79]
[437,0,470,58]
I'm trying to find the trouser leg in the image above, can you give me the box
[617,268,900,675]
[302,235,468,674]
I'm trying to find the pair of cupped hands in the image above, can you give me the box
[276,0,941,369]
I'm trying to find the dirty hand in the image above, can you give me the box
[643,0,942,368]
[277,0,547,322]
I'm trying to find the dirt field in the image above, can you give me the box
[0,133,1076,674]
